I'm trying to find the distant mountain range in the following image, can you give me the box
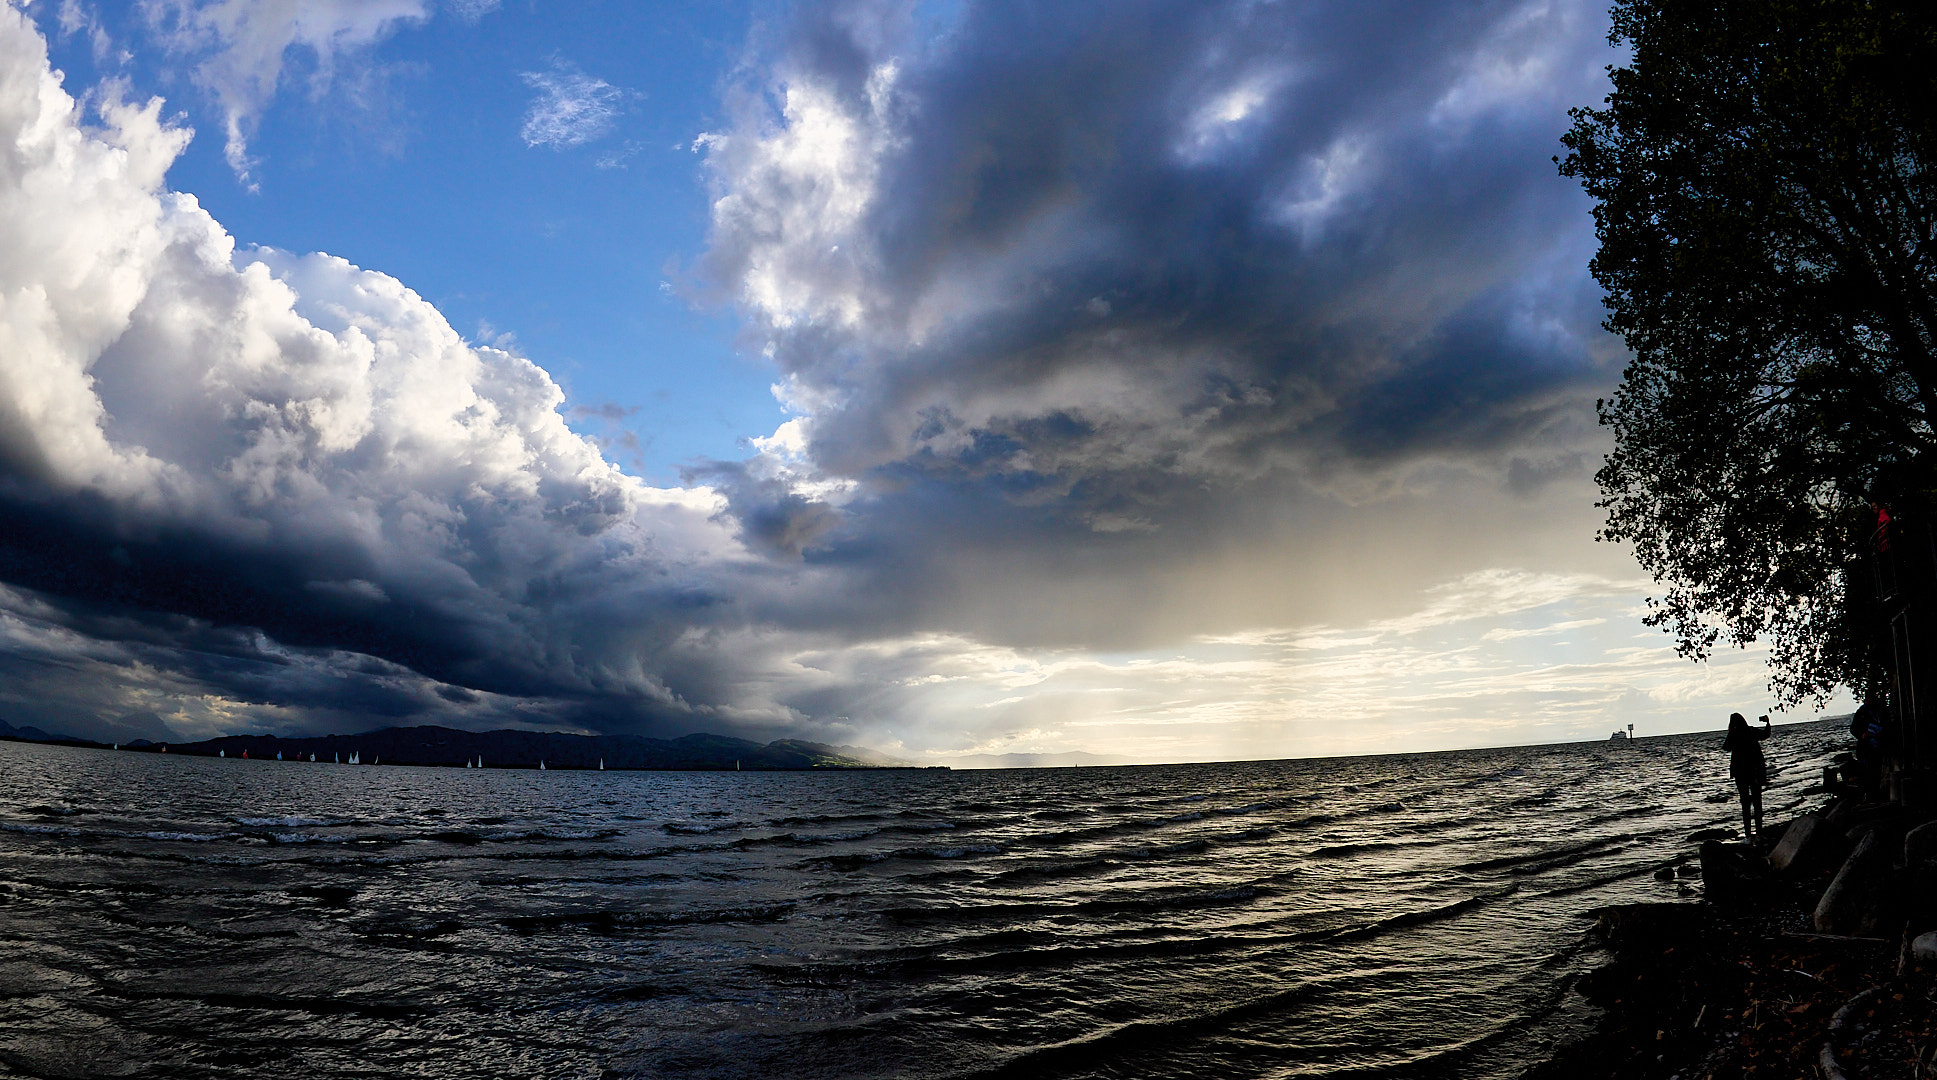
[0,717,90,745]
[0,719,1131,770]
[0,722,930,771]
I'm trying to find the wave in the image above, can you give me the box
[811,843,1008,871]
[768,812,887,827]
[955,974,1372,1079]
[1581,804,1664,828]
[987,856,1125,884]
[1535,859,1686,898]
[882,876,1292,926]
[754,923,1316,984]
[1303,838,1438,859]
[19,804,92,817]
[1450,835,1632,874]
[501,902,794,934]
[661,821,748,835]
[97,984,426,1019]
[730,827,884,850]
[1320,886,1517,942]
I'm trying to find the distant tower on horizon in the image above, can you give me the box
[1628,723,1635,740]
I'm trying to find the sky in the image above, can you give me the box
[0,0,1843,762]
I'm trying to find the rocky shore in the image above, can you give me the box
[1530,791,1937,1079]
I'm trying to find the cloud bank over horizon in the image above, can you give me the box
[0,1,1811,758]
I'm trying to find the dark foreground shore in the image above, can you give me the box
[1532,793,1937,1079]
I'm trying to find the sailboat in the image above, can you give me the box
[539,760,547,771]
[598,758,605,771]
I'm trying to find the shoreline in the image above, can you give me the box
[1529,792,1937,1079]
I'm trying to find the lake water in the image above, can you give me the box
[0,722,1844,1079]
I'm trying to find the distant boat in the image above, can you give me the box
[598,758,605,771]
[1609,723,1637,743]
[539,760,547,771]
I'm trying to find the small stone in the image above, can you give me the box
[1912,932,1937,965]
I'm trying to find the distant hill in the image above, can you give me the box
[0,718,91,746]
[943,750,1126,770]
[133,725,922,771]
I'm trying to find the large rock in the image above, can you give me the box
[1593,902,1709,952]
[1825,801,1899,840]
[1814,829,1895,935]
[1914,932,1937,966]
[1769,813,1824,873]
[1699,840,1769,906]
[1905,821,1937,929]
[1905,820,1937,866]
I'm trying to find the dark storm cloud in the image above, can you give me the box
[0,7,806,740]
[700,0,1616,514]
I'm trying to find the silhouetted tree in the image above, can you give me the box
[1560,0,1937,704]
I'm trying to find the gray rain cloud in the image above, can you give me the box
[689,0,1625,646]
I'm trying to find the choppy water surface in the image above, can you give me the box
[0,723,1845,1079]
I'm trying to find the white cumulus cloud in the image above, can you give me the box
[139,0,432,186]
[0,4,786,738]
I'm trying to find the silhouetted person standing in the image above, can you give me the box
[1723,712,1771,838]
[1850,698,1885,794]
